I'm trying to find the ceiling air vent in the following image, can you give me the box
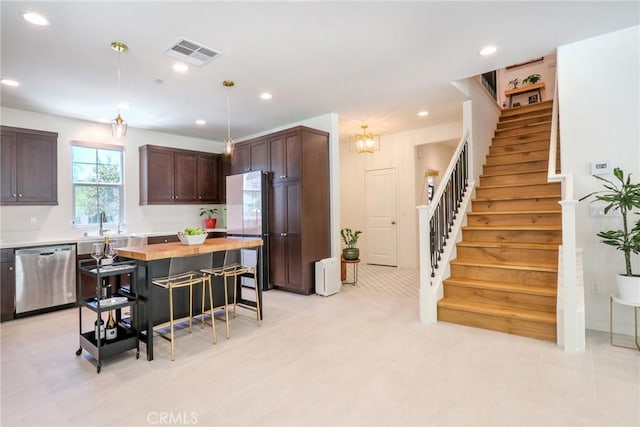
[163,38,221,67]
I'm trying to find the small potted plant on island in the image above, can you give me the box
[580,167,640,303]
[340,228,362,260]
[199,207,219,229]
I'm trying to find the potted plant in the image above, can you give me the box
[508,78,520,89]
[199,207,219,229]
[340,228,362,260]
[522,73,542,85]
[580,167,640,303]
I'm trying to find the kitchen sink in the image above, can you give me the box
[76,235,147,255]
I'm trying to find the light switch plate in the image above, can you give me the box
[591,160,612,175]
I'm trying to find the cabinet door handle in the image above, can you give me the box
[12,193,16,197]
[8,267,13,271]
[175,196,178,199]
[391,221,396,225]
[280,175,286,179]
[18,194,22,198]
[198,196,202,200]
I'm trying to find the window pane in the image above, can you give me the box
[73,163,97,183]
[74,185,98,224]
[97,149,120,165]
[72,146,96,164]
[97,163,121,184]
[98,186,121,223]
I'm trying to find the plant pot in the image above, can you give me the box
[616,274,640,304]
[204,218,217,229]
[343,248,359,260]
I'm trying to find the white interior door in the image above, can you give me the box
[365,168,397,266]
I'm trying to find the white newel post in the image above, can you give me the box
[417,205,436,324]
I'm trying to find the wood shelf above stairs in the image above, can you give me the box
[437,99,560,342]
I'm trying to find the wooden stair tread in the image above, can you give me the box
[464,225,561,231]
[474,195,560,202]
[495,120,552,131]
[476,182,559,190]
[467,210,560,216]
[482,169,548,177]
[489,146,550,155]
[487,148,549,158]
[482,158,550,167]
[438,298,557,324]
[493,130,550,141]
[456,241,559,251]
[443,277,557,297]
[499,112,552,124]
[451,259,558,272]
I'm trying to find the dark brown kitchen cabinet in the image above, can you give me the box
[270,132,301,183]
[230,139,269,175]
[265,127,330,295]
[1,126,57,205]
[139,145,223,204]
[1,249,15,322]
[146,235,180,245]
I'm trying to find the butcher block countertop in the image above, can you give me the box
[117,237,263,262]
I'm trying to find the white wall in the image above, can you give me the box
[498,53,557,108]
[340,121,462,268]
[558,26,640,335]
[414,140,458,206]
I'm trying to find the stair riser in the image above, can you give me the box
[495,123,551,138]
[466,212,561,226]
[450,264,557,286]
[500,102,553,118]
[486,150,549,165]
[443,284,557,313]
[490,140,550,155]
[475,183,561,199]
[483,160,549,175]
[456,245,558,264]
[492,132,550,146]
[480,171,548,186]
[497,115,552,130]
[462,228,562,244]
[437,307,556,341]
[472,197,561,212]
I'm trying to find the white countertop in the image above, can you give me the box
[0,228,227,250]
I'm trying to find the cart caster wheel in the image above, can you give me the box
[97,364,101,373]
[75,348,82,356]
[136,351,140,359]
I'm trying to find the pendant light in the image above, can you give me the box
[223,80,235,156]
[110,41,128,138]
[354,125,380,153]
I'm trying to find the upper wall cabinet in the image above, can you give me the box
[139,145,222,205]
[230,139,269,175]
[0,126,58,206]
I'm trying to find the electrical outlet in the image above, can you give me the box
[29,216,37,225]
[591,283,601,294]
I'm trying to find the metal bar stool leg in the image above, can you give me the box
[169,286,176,361]
[223,274,230,339]
[253,268,261,326]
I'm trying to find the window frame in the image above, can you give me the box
[71,141,125,228]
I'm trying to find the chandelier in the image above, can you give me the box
[223,80,235,156]
[354,125,380,153]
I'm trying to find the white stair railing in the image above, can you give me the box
[417,130,475,324]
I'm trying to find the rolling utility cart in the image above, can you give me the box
[76,259,140,373]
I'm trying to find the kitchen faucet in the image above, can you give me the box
[99,211,108,236]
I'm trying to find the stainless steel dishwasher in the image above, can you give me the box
[15,245,76,314]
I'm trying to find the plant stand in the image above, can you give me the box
[610,294,640,351]
[341,256,360,286]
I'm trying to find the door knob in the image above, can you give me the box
[391,221,396,225]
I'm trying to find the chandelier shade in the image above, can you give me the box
[353,125,380,153]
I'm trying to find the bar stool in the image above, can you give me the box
[152,253,216,361]
[202,248,261,339]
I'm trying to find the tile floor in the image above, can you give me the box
[1,265,639,426]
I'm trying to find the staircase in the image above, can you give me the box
[437,100,560,342]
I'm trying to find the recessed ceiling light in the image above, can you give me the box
[22,12,51,26]
[173,62,189,73]
[260,92,273,100]
[1,78,20,87]
[195,120,206,126]
[118,102,130,110]
[417,111,429,117]
[479,45,497,56]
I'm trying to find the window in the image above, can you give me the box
[72,142,124,226]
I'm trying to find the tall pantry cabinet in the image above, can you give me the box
[236,126,330,295]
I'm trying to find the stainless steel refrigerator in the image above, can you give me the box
[226,170,271,290]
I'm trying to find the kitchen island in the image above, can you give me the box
[117,237,263,360]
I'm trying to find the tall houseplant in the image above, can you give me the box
[340,228,362,260]
[580,167,640,302]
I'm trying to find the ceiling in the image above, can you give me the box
[1,1,638,142]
